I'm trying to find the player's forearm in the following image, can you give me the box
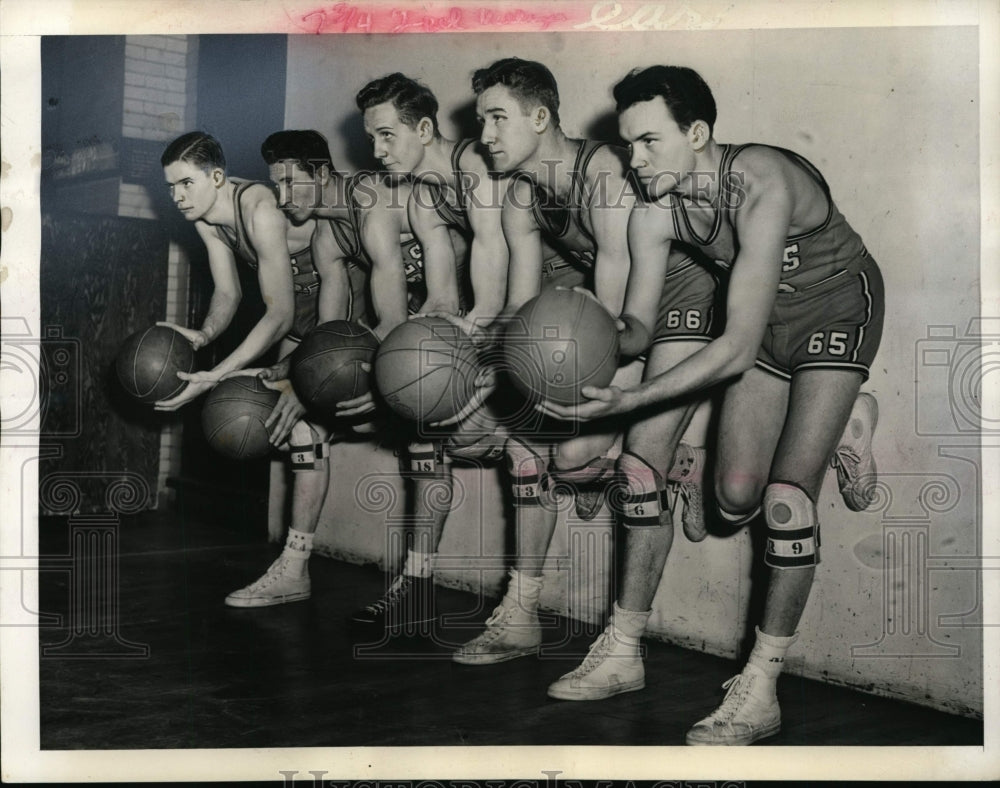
[467,244,507,324]
[318,267,351,323]
[631,333,753,408]
[369,266,409,339]
[210,308,292,376]
[198,290,240,343]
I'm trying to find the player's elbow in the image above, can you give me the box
[265,302,295,337]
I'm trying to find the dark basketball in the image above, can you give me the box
[504,288,620,406]
[290,320,379,415]
[115,325,196,404]
[201,376,280,460]
[373,317,480,423]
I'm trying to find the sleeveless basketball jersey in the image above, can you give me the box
[519,139,605,269]
[214,181,326,339]
[668,144,868,293]
[416,138,478,233]
[343,173,428,315]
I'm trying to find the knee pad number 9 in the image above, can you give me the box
[764,483,820,568]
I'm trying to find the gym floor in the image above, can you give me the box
[37,503,982,750]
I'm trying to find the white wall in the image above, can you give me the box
[278,26,983,718]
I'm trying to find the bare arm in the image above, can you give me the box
[312,219,351,323]
[587,153,637,316]
[464,170,509,325]
[359,181,410,339]
[407,183,460,316]
[540,164,790,421]
[215,196,295,374]
[617,201,672,356]
[501,178,545,316]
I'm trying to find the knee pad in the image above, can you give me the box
[444,432,508,464]
[546,451,617,491]
[764,483,820,568]
[404,441,447,478]
[284,421,329,472]
[507,439,548,508]
[616,451,670,528]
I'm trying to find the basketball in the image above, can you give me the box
[290,320,379,414]
[504,288,620,406]
[115,325,195,404]
[201,376,280,460]
[373,317,480,423]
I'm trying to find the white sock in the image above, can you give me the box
[402,549,435,579]
[280,528,313,577]
[504,569,543,616]
[747,626,798,688]
[611,601,651,642]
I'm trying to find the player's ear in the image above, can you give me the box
[688,120,710,152]
[210,167,225,187]
[316,164,331,186]
[417,117,435,143]
[533,106,551,133]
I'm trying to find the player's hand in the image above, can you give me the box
[261,377,306,446]
[535,384,639,422]
[153,375,217,411]
[336,364,377,417]
[420,311,496,349]
[429,365,497,427]
[156,321,209,350]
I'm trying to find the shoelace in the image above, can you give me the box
[365,577,409,614]
[831,446,862,470]
[708,673,755,723]
[245,560,289,591]
[572,630,615,676]
[464,604,513,647]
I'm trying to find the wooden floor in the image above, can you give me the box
[38,506,982,750]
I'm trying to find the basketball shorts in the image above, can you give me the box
[756,254,884,381]
[652,258,719,344]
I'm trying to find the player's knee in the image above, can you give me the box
[616,451,669,529]
[715,470,767,518]
[283,420,329,473]
[763,482,820,568]
[507,439,548,508]
[444,431,508,464]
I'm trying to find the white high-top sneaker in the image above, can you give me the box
[547,621,644,701]
[225,556,311,608]
[685,664,781,745]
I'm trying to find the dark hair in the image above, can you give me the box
[471,58,561,127]
[260,130,336,177]
[161,131,226,170]
[613,66,717,135]
[355,73,440,136]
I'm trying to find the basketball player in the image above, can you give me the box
[540,66,883,745]
[451,58,705,667]
[157,131,356,608]
[346,74,510,635]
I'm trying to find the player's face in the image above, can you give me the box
[363,101,426,173]
[164,160,220,221]
[476,84,540,173]
[268,160,320,224]
[618,98,696,200]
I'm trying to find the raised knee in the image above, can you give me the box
[763,482,820,568]
[715,470,767,517]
